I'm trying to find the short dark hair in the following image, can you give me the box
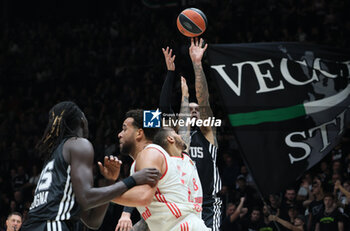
[7,212,22,220]
[125,109,159,141]
[324,193,335,200]
[285,187,296,192]
[153,127,173,150]
[251,207,261,213]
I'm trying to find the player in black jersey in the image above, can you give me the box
[188,37,222,231]
[21,101,160,231]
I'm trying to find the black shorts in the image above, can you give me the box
[202,197,222,231]
[21,220,78,231]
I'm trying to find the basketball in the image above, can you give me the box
[177,8,207,37]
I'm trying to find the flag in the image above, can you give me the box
[207,42,350,197]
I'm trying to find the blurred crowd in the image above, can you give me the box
[0,0,349,230]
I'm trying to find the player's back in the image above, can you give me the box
[172,153,203,206]
[131,144,209,231]
[22,138,81,230]
[190,127,221,197]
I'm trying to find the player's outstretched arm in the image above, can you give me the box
[68,138,159,229]
[112,148,165,207]
[178,76,191,153]
[160,47,176,115]
[189,37,217,146]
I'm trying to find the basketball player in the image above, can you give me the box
[112,109,209,230]
[21,101,160,231]
[157,39,222,230]
[188,37,222,231]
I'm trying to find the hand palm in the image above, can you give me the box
[98,156,121,181]
[190,46,204,63]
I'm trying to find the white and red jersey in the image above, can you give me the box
[172,153,203,208]
[131,144,209,231]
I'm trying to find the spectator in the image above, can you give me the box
[315,193,344,231]
[280,188,301,220]
[269,194,282,215]
[234,175,259,209]
[260,204,277,230]
[268,214,305,231]
[5,212,22,231]
[241,207,262,231]
[304,176,325,231]
[221,197,247,231]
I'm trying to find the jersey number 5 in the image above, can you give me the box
[36,160,55,192]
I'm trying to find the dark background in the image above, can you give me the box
[0,0,349,230]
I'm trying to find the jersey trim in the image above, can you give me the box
[180,221,189,231]
[155,188,182,219]
[56,166,74,220]
[212,197,222,231]
[146,147,168,180]
[47,220,62,231]
[209,143,222,195]
[171,154,185,160]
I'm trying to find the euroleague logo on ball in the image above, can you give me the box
[177,8,207,37]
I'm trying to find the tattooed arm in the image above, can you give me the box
[189,37,217,146]
[178,77,191,153]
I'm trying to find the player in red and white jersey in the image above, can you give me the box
[112,107,209,230]
[172,152,203,208]
[130,142,206,230]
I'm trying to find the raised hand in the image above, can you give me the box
[268,215,277,222]
[334,180,341,190]
[181,76,189,98]
[132,168,161,187]
[98,155,122,181]
[162,46,176,71]
[189,37,208,64]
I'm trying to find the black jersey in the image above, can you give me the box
[190,127,222,231]
[190,127,222,197]
[23,139,81,228]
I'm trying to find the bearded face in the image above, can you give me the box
[173,132,187,151]
[118,118,137,156]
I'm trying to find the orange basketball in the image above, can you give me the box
[177,8,207,37]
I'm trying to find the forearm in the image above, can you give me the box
[338,185,350,198]
[230,202,244,222]
[112,185,155,207]
[276,217,302,231]
[193,62,211,109]
[80,179,114,229]
[179,94,191,151]
[159,71,175,114]
[78,181,129,210]
[131,218,150,231]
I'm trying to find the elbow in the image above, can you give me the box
[82,220,101,230]
[80,213,102,230]
[138,194,153,207]
[85,223,101,230]
[79,199,90,211]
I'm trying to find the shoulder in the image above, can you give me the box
[64,137,94,163]
[135,147,165,166]
[65,137,93,152]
